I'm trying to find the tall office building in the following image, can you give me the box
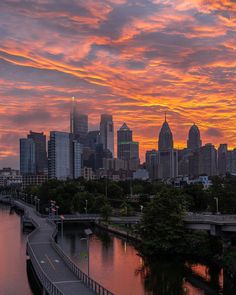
[187,124,202,151]
[158,116,173,151]
[48,131,73,180]
[70,97,88,143]
[85,131,101,150]
[146,150,159,180]
[27,131,47,174]
[20,138,36,174]
[73,141,83,179]
[117,123,139,170]
[199,143,217,176]
[218,144,228,175]
[157,117,178,179]
[117,123,132,143]
[100,114,114,156]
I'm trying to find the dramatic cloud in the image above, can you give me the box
[0,0,236,167]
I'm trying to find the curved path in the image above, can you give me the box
[14,200,113,295]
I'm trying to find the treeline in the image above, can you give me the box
[24,174,236,215]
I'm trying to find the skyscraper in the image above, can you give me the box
[48,131,73,180]
[27,131,47,174]
[218,144,228,175]
[157,116,178,179]
[117,123,139,170]
[70,97,88,143]
[199,143,217,176]
[100,114,114,156]
[146,150,159,180]
[20,138,36,174]
[158,116,173,151]
[117,123,132,143]
[187,124,202,151]
[73,140,83,179]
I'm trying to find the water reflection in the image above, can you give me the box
[57,224,236,295]
[0,205,33,295]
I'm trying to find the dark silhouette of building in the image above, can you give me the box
[27,131,47,174]
[100,114,114,156]
[70,97,88,143]
[158,116,178,179]
[117,123,139,170]
[146,150,158,180]
[187,124,202,151]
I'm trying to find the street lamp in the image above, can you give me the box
[214,197,219,214]
[85,199,88,214]
[60,215,65,249]
[80,228,93,277]
[140,205,144,214]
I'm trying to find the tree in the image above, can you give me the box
[100,203,113,223]
[138,187,188,255]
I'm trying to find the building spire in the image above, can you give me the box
[70,96,76,134]
[164,111,167,122]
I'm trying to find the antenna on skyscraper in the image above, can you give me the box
[70,96,76,134]
[164,111,167,122]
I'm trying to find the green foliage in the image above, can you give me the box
[138,186,222,258]
[224,248,236,277]
[100,203,113,222]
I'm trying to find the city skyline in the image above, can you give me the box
[16,113,236,170]
[0,0,236,168]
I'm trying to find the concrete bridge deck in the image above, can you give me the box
[13,200,114,295]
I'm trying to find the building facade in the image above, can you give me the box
[48,131,73,180]
[20,138,36,174]
[100,114,114,156]
[27,131,48,174]
[157,118,178,179]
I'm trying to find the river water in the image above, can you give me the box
[0,204,236,295]
[0,204,33,295]
[57,224,236,295]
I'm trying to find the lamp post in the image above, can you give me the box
[140,205,144,214]
[85,199,88,214]
[214,197,219,214]
[80,228,93,277]
[60,215,65,248]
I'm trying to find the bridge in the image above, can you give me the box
[184,213,236,237]
[50,213,236,237]
[1,196,114,295]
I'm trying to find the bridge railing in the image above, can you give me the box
[27,239,63,295]
[48,219,114,295]
[185,213,236,222]
[18,202,64,295]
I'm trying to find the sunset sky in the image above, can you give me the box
[0,0,236,167]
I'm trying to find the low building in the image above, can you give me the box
[133,169,149,180]
[22,174,48,189]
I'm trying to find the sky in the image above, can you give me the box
[0,0,236,168]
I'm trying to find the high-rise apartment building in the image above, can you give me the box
[20,138,36,174]
[70,97,88,143]
[27,131,47,174]
[100,114,114,156]
[48,131,73,180]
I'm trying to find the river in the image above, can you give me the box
[0,204,236,295]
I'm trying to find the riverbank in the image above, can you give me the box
[95,221,140,241]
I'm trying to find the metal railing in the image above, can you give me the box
[27,235,63,295]
[13,198,115,295]
[48,220,114,295]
